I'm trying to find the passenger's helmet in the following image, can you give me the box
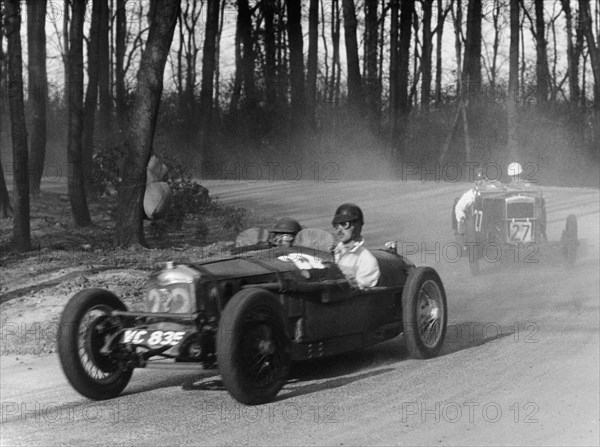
[507,162,523,177]
[271,217,301,235]
[332,203,364,226]
[475,168,485,184]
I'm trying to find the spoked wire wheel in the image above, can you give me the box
[218,289,291,405]
[402,267,448,359]
[57,289,132,400]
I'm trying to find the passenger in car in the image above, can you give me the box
[331,203,380,289]
[269,217,302,247]
[454,169,487,236]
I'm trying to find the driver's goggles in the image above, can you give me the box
[274,233,294,242]
[333,221,353,230]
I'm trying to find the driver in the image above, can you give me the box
[331,203,380,289]
[269,217,302,247]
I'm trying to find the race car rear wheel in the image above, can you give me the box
[402,267,448,359]
[562,214,578,266]
[217,288,291,405]
[57,289,132,400]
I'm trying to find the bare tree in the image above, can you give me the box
[262,0,277,106]
[5,0,31,250]
[82,0,101,186]
[67,0,91,226]
[97,0,111,143]
[198,0,220,153]
[579,0,600,108]
[306,0,318,123]
[524,0,550,103]
[329,0,341,104]
[508,0,520,163]
[342,0,364,111]
[435,0,453,104]
[421,0,434,110]
[26,0,47,195]
[398,0,414,115]
[463,0,482,99]
[0,4,13,219]
[287,0,307,127]
[365,0,380,122]
[115,0,127,127]
[115,0,180,247]
[389,0,400,146]
[238,0,256,109]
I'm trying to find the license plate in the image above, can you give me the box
[509,219,533,242]
[122,329,185,346]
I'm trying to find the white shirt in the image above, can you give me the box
[334,239,381,289]
[455,188,477,222]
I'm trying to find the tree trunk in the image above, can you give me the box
[262,0,277,106]
[83,0,101,189]
[198,0,220,154]
[67,0,91,227]
[115,0,180,247]
[115,0,127,127]
[463,0,482,99]
[238,0,256,109]
[398,0,414,115]
[508,0,520,163]
[286,0,306,127]
[365,0,380,123]
[97,0,111,143]
[306,0,318,124]
[0,157,12,218]
[330,0,341,104]
[26,0,47,196]
[579,0,600,109]
[389,0,399,149]
[435,0,445,104]
[561,0,579,104]
[342,0,364,112]
[421,0,433,110]
[229,20,242,113]
[5,0,31,250]
[0,7,13,218]
[534,0,550,103]
[276,0,289,105]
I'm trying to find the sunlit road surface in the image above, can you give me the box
[1,179,599,446]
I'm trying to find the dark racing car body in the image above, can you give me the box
[452,182,578,275]
[57,229,448,405]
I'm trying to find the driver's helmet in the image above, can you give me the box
[474,168,485,187]
[270,217,301,247]
[507,162,523,178]
[332,203,364,226]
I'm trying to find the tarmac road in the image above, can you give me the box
[1,179,599,446]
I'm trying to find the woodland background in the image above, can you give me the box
[0,0,599,252]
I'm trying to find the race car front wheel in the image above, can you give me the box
[57,289,132,400]
[217,288,291,405]
[402,267,448,359]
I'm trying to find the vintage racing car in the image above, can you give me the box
[57,228,448,405]
[452,181,578,275]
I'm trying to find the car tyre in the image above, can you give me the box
[402,267,448,359]
[57,289,132,400]
[562,214,578,266]
[217,288,291,405]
